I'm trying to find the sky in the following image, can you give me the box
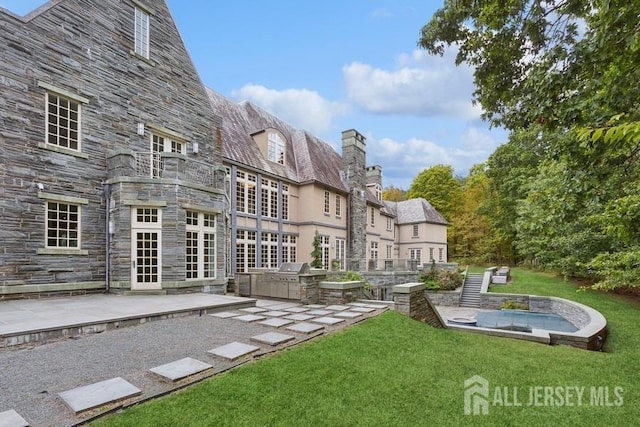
[1,0,508,189]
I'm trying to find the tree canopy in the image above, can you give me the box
[418,0,640,290]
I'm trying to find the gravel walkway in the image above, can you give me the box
[0,306,387,426]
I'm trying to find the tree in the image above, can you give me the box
[406,164,462,222]
[382,185,405,202]
[418,0,640,290]
[310,231,323,268]
[419,0,640,131]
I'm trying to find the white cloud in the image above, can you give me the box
[231,84,349,135]
[343,49,481,120]
[366,127,504,189]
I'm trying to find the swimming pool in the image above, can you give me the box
[475,310,578,333]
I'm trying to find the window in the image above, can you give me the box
[261,232,279,269]
[236,172,257,215]
[429,247,434,261]
[47,202,80,248]
[267,132,285,164]
[439,248,444,262]
[375,184,382,202]
[370,207,375,227]
[370,241,378,260]
[46,92,80,151]
[324,191,330,215]
[410,249,421,262]
[386,217,393,231]
[386,245,392,260]
[335,238,346,270]
[282,235,297,263]
[134,7,150,58]
[260,178,278,218]
[335,195,341,217]
[185,211,216,280]
[152,133,185,155]
[412,224,419,237]
[236,230,257,273]
[320,235,330,269]
[281,184,289,220]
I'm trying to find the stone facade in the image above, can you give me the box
[342,129,367,268]
[0,0,228,297]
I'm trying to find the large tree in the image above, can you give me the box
[419,0,640,289]
[405,164,462,222]
[419,0,640,131]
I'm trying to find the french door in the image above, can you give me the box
[131,207,162,290]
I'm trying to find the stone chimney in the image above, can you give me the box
[342,129,367,268]
[366,165,382,187]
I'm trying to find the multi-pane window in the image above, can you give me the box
[281,184,289,220]
[320,235,330,269]
[261,232,279,269]
[237,171,257,215]
[370,241,378,260]
[185,211,216,280]
[386,217,393,231]
[335,195,341,217]
[410,249,422,263]
[134,7,150,58]
[282,235,297,263]
[324,191,330,215]
[335,238,346,270]
[370,207,375,227]
[267,132,285,164]
[412,224,419,237]
[236,230,257,273]
[386,245,392,260]
[46,202,80,248]
[439,248,444,262]
[152,133,186,155]
[46,92,80,151]
[429,247,434,261]
[261,178,278,218]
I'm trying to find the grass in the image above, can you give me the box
[93,268,639,426]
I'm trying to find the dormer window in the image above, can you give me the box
[267,132,285,165]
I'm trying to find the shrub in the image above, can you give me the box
[501,300,529,310]
[420,266,464,291]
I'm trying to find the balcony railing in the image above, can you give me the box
[104,151,221,188]
[330,258,427,272]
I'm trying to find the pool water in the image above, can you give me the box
[475,310,578,333]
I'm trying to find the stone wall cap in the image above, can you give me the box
[392,282,424,293]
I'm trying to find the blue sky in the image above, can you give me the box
[2,0,507,189]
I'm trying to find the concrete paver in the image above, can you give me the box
[250,332,296,346]
[207,342,260,361]
[310,317,345,326]
[58,377,141,414]
[149,357,212,382]
[258,318,294,328]
[286,322,324,334]
[0,409,29,427]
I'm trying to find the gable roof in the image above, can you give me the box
[385,198,448,225]
[207,88,348,192]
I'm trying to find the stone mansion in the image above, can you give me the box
[0,0,448,298]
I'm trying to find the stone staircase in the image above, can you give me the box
[459,273,484,308]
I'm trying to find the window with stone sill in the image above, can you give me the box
[46,92,80,152]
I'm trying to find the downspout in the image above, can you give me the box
[102,182,111,293]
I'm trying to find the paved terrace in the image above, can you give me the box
[0,294,390,426]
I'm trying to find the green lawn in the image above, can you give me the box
[93,268,639,426]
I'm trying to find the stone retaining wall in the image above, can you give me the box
[393,283,446,328]
[426,289,461,306]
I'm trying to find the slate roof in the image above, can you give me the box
[384,198,448,225]
[207,88,348,193]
